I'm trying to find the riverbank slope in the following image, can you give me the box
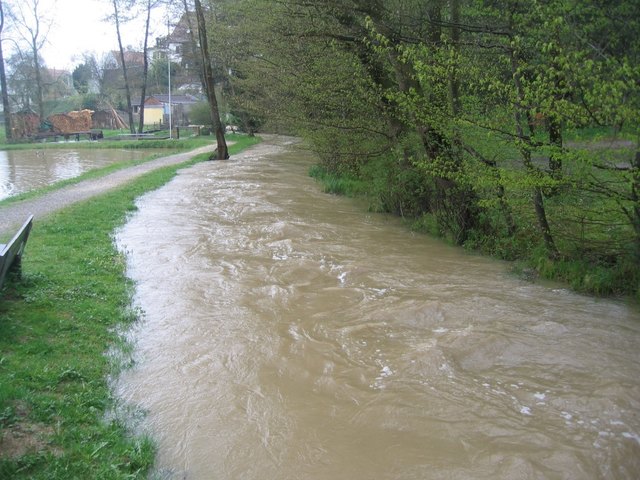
[0,136,261,479]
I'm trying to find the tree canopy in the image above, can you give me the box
[196,0,638,296]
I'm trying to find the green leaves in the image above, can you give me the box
[211,0,639,294]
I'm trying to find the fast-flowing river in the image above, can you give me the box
[114,137,640,479]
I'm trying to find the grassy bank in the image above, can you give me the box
[0,135,261,478]
[309,150,639,301]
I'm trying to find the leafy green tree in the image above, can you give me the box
[72,62,93,95]
[192,0,639,294]
[148,57,180,94]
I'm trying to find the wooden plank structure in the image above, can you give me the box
[33,130,103,142]
[0,215,34,291]
[110,133,169,140]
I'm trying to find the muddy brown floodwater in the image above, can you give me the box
[114,137,640,479]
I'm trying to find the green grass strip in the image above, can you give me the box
[0,135,261,479]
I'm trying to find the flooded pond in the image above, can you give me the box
[0,148,155,200]
[115,137,640,479]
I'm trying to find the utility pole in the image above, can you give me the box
[167,16,172,139]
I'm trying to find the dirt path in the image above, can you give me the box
[0,144,219,237]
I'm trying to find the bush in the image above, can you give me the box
[359,155,433,217]
[189,102,214,126]
[309,165,366,196]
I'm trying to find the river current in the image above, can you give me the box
[114,136,640,479]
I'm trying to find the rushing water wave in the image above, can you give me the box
[115,136,640,479]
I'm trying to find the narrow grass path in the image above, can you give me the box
[0,136,261,479]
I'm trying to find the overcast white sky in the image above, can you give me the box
[15,0,167,71]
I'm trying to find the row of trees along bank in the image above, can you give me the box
[0,0,636,296]
[212,0,638,298]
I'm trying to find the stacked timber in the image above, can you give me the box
[10,111,40,138]
[47,109,94,133]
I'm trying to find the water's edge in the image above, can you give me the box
[115,137,640,479]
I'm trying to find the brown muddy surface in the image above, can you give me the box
[115,136,640,479]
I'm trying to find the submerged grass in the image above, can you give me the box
[0,135,261,478]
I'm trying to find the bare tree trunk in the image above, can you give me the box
[194,0,228,159]
[112,0,136,133]
[0,0,12,141]
[32,41,44,121]
[449,0,462,117]
[632,149,640,263]
[14,0,48,122]
[546,43,564,187]
[548,116,563,182]
[509,44,559,259]
[137,0,153,134]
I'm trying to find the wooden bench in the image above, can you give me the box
[0,215,34,291]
